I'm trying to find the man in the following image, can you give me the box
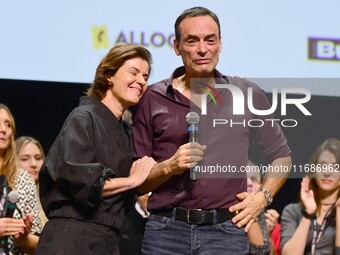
[133,6,291,254]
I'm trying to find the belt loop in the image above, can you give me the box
[170,207,177,224]
[212,209,217,225]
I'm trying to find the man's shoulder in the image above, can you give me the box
[225,75,263,91]
[141,78,172,100]
[148,78,171,91]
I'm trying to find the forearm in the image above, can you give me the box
[261,155,292,196]
[282,217,311,255]
[336,206,340,246]
[248,222,264,245]
[15,234,39,255]
[101,177,135,197]
[137,159,173,194]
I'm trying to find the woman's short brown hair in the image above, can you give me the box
[87,43,152,100]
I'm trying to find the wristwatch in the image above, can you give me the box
[301,209,317,219]
[258,188,273,206]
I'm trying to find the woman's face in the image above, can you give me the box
[107,57,149,108]
[315,150,340,192]
[247,177,261,194]
[0,108,13,155]
[17,142,43,182]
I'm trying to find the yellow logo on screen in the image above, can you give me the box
[92,25,109,50]
[91,25,175,50]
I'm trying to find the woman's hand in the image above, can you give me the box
[0,217,26,238]
[300,177,317,214]
[265,209,280,234]
[102,156,157,197]
[13,213,34,240]
[128,156,157,188]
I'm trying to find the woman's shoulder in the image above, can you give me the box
[283,202,302,211]
[15,168,36,188]
[282,202,303,218]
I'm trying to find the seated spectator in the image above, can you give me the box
[0,103,42,255]
[15,136,48,226]
[281,138,340,255]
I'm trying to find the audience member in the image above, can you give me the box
[15,136,48,226]
[281,138,340,255]
[0,103,42,255]
[247,164,280,255]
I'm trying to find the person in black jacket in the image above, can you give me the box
[36,43,156,255]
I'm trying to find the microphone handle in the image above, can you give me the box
[6,203,16,218]
[188,124,199,143]
[188,124,199,181]
[190,167,197,181]
[6,203,22,218]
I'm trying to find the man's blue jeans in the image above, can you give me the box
[142,210,248,255]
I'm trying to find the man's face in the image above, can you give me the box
[174,15,222,78]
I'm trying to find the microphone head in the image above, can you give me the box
[8,191,20,204]
[186,112,200,125]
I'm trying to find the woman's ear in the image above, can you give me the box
[106,75,114,87]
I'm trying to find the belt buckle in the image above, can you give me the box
[186,209,202,224]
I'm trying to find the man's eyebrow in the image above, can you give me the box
[204,33,218,39]
[185,33,218,39]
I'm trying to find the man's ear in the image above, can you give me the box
[173,38,181,56]
[219,37,222,53]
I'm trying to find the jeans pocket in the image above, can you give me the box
[145,214,171,230]
[216,220,246,235]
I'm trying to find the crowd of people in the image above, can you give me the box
[0,6,339,255]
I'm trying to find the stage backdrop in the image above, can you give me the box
[1,0,340,96]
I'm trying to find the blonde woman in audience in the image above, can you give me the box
[15,136,48,226]
[281,138,340,255]
[0,103,42,255]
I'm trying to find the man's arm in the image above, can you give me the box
[138,142,206,194]
[229,155,292,232]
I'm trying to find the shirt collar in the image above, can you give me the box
[165,66,229,94]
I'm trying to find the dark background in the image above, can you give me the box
[1,78,340,215]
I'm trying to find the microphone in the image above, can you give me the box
[6,191,22,218]
[186,112,200,180]
[0,191,21,254]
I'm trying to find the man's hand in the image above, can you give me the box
[137,142,206,193]
[229,192,267,232]
[168,142,206,175]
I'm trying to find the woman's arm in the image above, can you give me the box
[335,194,340,255]
[281,216,312,255]
[13,213,37,255]
[281,177,316,255]
[248,221,264,245]
[102,156,156,197]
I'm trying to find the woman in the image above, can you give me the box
[15,136,48,226]
[36,43,156,255]
[0,104,42,255]
[281,138,340,255]
[247,170,281,255]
